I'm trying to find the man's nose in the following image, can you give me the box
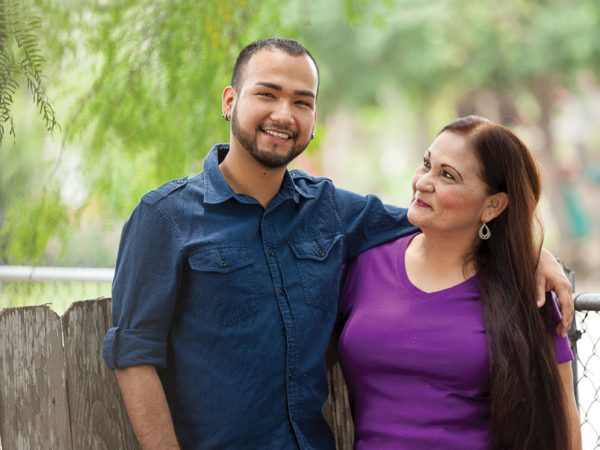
[270,101,294,124]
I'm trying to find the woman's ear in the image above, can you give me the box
[482,192,509,222]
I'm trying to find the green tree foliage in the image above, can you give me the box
[1,0,296,263]
[2,0,600,263]
[0,188,67,262]
[302,0,600,118]
[52,0,292,216]
[300,0,600,254]
[0,0,58,143]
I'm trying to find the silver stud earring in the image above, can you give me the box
[479,222,491,240]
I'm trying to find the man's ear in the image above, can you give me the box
[222,86,235,118]
[482,192,509,222]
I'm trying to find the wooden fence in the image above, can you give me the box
[0,298,354,450]
[4,295,598,450]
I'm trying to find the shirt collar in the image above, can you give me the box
[203,144,316,205]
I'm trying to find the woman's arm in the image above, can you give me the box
[557,361,582,450]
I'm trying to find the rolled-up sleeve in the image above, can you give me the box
[103,199,183,369]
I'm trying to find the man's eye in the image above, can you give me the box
[258,92,275,98]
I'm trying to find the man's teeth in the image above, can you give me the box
[264,130,290,139]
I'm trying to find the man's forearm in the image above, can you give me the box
[115,365,180,450]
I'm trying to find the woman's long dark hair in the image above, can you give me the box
[440,116,569,450]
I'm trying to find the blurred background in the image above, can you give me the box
[1,0,599,446]
[2,0,599,301]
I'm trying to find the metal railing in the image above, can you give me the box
[0,266,113,313]
[0,265,599,448]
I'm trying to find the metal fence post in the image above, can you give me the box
[566,270,581,404]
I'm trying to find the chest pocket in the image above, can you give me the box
[289,235,343,312]
[187,246,260,325]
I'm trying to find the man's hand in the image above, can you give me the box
[536,248,574,337]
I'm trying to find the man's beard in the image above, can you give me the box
[231,105,310,169]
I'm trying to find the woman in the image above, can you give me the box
[337,116,581,449]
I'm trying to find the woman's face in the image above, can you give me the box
[408,131,494,237]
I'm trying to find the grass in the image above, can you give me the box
[0,281,112,315]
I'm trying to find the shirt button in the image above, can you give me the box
[318,250,325,257]
[288,372,293,379]
[278,288,285,296]
[219,259,228,267]
[268,249,275,257]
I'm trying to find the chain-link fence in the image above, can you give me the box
[0,266,599,448]
[572,293,600,450]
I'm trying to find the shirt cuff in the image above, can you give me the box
[103,326,168,369]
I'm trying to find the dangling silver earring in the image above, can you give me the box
[222,113,230,121]
[479,221,491,240]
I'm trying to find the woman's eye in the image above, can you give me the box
[422,158,431,168]
[442,170,455,180]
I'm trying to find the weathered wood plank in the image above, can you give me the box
[0,306,72,450]
[0,299,354,449]
[323,363,354,450]
[62,299,139,450]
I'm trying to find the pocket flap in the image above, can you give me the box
[289,235,342,261]
[188,246,253,273]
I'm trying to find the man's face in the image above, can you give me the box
[225,49,318,168]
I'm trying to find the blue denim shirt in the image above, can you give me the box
[103,144,416,449]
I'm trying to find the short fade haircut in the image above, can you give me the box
[230,38,320,94]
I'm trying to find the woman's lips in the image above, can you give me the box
[414,198,431,208]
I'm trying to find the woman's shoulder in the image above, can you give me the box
[357,231,421,261]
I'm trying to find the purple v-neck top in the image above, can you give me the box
[338,233,573,450]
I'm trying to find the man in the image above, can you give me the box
[103,38,573,450]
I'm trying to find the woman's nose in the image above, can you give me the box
[414,172,434,192]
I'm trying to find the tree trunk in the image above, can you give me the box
[530,76,573,258]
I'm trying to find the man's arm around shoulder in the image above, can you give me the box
[115,365,180,450]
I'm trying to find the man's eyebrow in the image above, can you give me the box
[255,81,315,98]
[294,89,316,98]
